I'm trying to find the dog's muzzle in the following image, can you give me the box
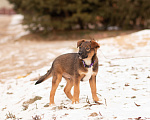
[78,52,88,59]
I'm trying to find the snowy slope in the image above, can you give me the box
[0,15,29,43]
[0,30,150,120]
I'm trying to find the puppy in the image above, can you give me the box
[35,40,100,105]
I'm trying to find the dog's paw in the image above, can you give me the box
[93,97,103,102]
[93,96,100,102]
[72,98,79,104]
[49,102,55,107]
[93,97,103,105]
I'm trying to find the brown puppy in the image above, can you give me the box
[35,40,100,105]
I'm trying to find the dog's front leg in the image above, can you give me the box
[72,76,80,104]
[89,75,99,102]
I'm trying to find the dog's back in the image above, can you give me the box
[52,53,79,77]
[35,53,79,85]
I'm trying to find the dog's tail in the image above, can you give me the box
[35,67,52,85]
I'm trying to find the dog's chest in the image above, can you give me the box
[82,67,93,81]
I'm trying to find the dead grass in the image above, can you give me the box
[5,112,17,119]
[22,96,42,110]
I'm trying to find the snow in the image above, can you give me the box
[1,25,150,119]
[0,15,29,43]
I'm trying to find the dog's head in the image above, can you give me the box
[77,39,100,59]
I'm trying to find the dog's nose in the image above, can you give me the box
[78,52,82,56]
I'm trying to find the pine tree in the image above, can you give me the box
[9,0,101,34]
[8,0,150,34]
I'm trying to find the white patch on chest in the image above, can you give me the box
[82,59,94,81]
[82,67,93,81]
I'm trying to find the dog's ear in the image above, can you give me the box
[77,39,85,48]
[91,40,100,48]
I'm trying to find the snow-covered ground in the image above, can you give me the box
[0,15,150,120]
[0,15,29,44]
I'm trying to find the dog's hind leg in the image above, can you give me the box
[64,79,73,100]
[49,73,62,105]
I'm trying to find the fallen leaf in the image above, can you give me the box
[132,88,139,91]
[134,102,141,107]
[89,112,98,117]
[147,76,150,78]
[99,64,103,66]
[44,103,49,107]
[125,83,130,86]
[135,117,141,120]
[132,74,138,76]
[17,73,30,79]
[131,96,136,99]
[7,92,13,94]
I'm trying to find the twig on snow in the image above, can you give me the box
[134,102,141,107]
[99,111,102,116]
[86,96,90,104]
[104,98,107,106]
[84,96,103,107]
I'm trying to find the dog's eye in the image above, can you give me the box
[86,47,90,51]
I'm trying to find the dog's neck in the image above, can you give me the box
[82,54,96,68]
[83,59,92,65]
[82,59,94,68]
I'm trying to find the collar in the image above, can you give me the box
[82,60,95,68]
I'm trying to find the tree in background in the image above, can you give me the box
[98,0,150,30]
[9,0,150,34]
[9,0,101,34]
